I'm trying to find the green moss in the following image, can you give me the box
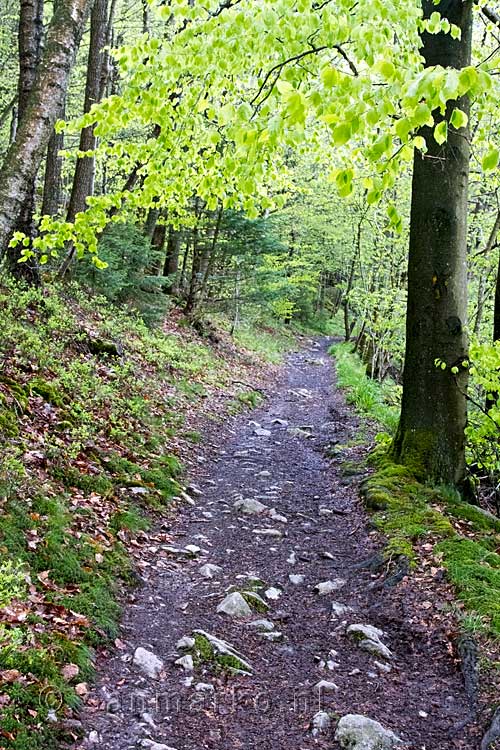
[28,377,66,407]
[191,634,250,675]
[0,407,19,436]
[102,453,182,504]
[437,537,500,637]
[241,590,269,612]
[110,506,150,533]
[50,465,114,496]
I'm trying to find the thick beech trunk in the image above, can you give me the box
[0,0,92,262]
[392,0,473,486]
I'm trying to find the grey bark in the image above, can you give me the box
[392,0,473,486]
[0,0,92,262]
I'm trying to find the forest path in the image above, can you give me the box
[76,340,477,750]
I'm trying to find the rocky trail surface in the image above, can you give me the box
[76,340,479,750]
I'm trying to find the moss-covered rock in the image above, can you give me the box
[190,630,253,675]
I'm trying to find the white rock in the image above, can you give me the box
[269,509,288,523]
[271,418,289,426]
[179,491,196,506]
[133,647,164,679]
[319,507,334,516]
[199,563,222,579]
[335,714,402,749]
[187,484,203,496]
[315,680,339,692]
[176,636,195,650]
[360,639,393,660]
[249,619,275,631]
[374,661,392,673]
[234,498,268,515]
[174,654,194,671]
[327,660,340,671]
[140,741,179,750]
[216,592,252,618]
[315,579,346,595]
[418,711,428,718]
[287,552,297,565]
[141,711,157,729]
[88,732,101,745]
[289,574,305,585]
[311,710,332,736]
[347,623,385,641]
[195,682,215,693]
[265,587,282,600]
[259,470,271,477]
[347,624,393,660]
[252,528,283,537]
[331,601,353,618]
[259,631,283,642]
[254,428,271,437]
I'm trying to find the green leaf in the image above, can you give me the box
[434,120,448,145]
[482,147,499,172]
[332,122,352,146]
[375,59,395,80]
[450,108,468,130]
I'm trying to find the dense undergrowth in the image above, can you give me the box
[331,342,500,641]
[0,278,310,749]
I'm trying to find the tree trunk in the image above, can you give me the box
[0,0,92,262]
[64,0,107,228]
[42,117,65,217]
[392,0,473,486]
[199,204,223,305]
[4,0,44,282]
[163,226,181,293]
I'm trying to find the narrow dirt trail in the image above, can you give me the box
[77,341,477,750]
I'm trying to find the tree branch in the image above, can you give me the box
[250,45,328,108]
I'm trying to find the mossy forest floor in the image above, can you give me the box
[0,279,295,749]
[1,288,498,749]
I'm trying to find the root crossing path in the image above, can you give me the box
[77,340,477,750]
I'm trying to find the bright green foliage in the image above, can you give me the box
[331,342,400,432]
[466,339,500,477]
[11,0,499,265]
[75,222,170,324]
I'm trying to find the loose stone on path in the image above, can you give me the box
[335,714,403,749]
[216,591,252,618]
[132,647,164,679]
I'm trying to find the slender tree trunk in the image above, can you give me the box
[0,0,92,262]
[42,111,65,217]
[163,226,181,293]
[185,200,203,314]
[178,236,190,295]
[67,0,107,222]
[199,204,223,305]
[144,208,160,240]
[392,0,473,486]
[60,0,107,275]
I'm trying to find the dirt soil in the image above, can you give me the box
[74,339,483,750]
